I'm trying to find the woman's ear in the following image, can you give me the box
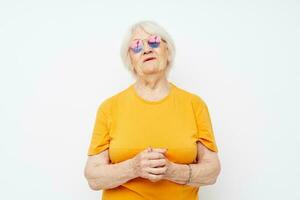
[167,52,171,66]
[166,45,171,62]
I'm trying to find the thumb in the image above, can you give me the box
[152,148,168,153]
[144,146,152,152]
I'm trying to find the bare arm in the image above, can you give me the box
[84,149,137,190]
[165,141,221,187]
[84,147,168,190]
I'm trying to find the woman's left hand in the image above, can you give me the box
[149,148,174,182]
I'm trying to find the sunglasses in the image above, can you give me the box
[129,35,164,54]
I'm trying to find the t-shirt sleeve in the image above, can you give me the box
[193,95,219,152]
[87,99,112,156]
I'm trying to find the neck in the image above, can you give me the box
[135,72,168,88]
[133,74,171,101]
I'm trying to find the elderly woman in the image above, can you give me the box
[84,20,221,200]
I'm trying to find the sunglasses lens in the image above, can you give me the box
[148,35,161,48]
[129,35,162,53]
[130,40,143,53]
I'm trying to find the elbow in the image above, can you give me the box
[208,162,222,185]
[85,175,104,191]
[84,168,102,191]
[88,180,102,191]
[87,179,116,191]
[84,167,115,191]
[84,172,110,191]
[195,161,221,187]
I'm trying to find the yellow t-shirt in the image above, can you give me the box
[87,81,218,200]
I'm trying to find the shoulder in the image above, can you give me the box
[97,85,131,113]
[174,84,207,110]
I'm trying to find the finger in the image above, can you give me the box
[147,173,163,182]
[151,148,167,153]
[148,159,166,168]
[143,146,152,153]
[146,166,167,175]
[145,152,165,160]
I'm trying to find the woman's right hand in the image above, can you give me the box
[132,147,168,182]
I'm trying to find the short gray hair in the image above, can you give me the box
[120,20,176,75]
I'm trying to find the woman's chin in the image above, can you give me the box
[141,64,160,74]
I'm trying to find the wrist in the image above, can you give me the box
[165,162,191,185]
[128,158,139,179]
[165,161,176,180]
[184,164,192,185]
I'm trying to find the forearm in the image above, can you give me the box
[85,158,137,190]
[165,161,220,187]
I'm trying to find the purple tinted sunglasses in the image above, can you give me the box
[129,35,164,54]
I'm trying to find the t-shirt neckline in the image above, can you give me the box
[131,81,175,105]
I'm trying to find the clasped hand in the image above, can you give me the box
[133,146,173,182]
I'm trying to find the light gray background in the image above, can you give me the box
[1,0,299,199]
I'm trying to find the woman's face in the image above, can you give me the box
[128,27,169,76]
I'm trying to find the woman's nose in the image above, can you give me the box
[143,43,153,54]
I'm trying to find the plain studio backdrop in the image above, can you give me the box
[0,0,299,199]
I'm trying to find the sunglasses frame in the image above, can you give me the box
[129,34,166,54]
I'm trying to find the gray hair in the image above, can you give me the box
[120,20,176,75]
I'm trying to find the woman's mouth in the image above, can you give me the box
[143,57,156,62]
